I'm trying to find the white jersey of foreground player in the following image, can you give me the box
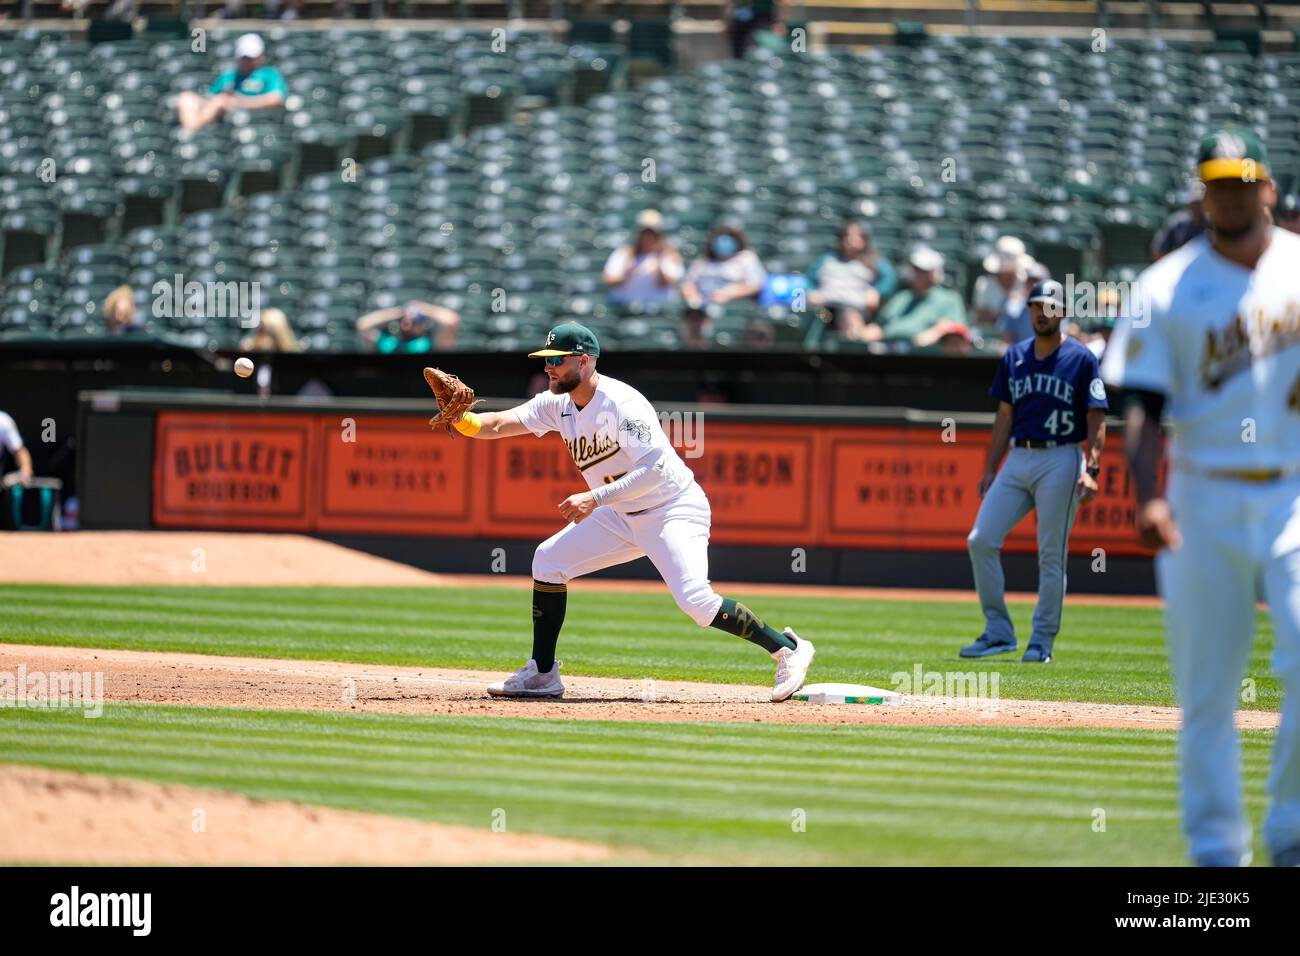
[513,374,697,513]
[1102,227,1300,471]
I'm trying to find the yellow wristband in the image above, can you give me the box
[453,411,482,437]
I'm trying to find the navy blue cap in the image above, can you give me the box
[1027,280,1065,307]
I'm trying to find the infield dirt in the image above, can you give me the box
[0,642,1278,731]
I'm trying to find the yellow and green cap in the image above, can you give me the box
[528,321,601,358]
[1197,127,1271,183]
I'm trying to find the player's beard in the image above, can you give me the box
[1210,219,1260,241]
[549,370,581,394]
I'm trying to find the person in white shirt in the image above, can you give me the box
[432,321,816,702]
[1102,126,1300,868]
[680,224,766,347]
[972,235,1031,330]
[0,412,33,486]
[602,209,684,308]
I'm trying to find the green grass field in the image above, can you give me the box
[0,704,1276,866]
[0,582,1283,865]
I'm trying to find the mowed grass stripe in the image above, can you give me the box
[0,584,1280,708]
[0,704,1273,768]
[0,746,1194,816]
[0,731,1207,805]
[0,704,1276,865]
[0,715,1272,784]
[0,697,1275,766]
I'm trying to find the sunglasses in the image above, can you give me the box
[543,355,570,367]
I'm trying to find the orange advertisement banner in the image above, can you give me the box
[153,411,315,530]
[148,408,1155,557]
[483,436,586,539]
[316,416,472,534]
[682,425,815,544]
[820,427,1151,556]
[825,428,983,546]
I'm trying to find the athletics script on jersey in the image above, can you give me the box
[564,430,620,471]
[562,417,654,471]
[1200,304,1300,390]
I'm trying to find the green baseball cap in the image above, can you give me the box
[1197,127,1271,183]
[528,321,601,358]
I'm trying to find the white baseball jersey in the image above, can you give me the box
[1101,228,1300,470]
[0,412,23,455]
[512,375,696,513]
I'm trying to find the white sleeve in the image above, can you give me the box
[742,250,766,287]
[589,450,664,505]
[510,391,563,437]
[602,247,630,282]
[1100,279,1176,395]
[659,252,684,283]
[0,413,22,453]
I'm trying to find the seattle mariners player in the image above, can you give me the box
[427,322,816,702]
[961,279,1109,663]
[1103,127,1300,867]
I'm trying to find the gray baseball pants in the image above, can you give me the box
[967,444,1083,649]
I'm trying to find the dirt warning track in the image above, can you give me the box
[0,643,1278,731]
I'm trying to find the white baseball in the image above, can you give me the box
[234,357,255,378]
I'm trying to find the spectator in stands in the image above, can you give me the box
[932,321,975,356]
[0,410,33,488]
[971,235,1030,329]
[999,260,1050,346]
[356,300,460,353]
[727,0,788,58]
[878,246,968,348]
[102,285,145,335]
[241,308,300,353]
[1277,192,1300,234]
[807,220,897,343]
[680,224,766,348]
[176,34,287,132]
[1151,181,1206,259]
[236,308,299,397]
[602,209,684,309]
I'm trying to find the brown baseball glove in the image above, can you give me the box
[423,367,481,434]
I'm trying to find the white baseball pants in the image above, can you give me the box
[532,482,725,627]
[1159,469,1300,864]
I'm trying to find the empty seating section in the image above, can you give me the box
[4,25,1300,351]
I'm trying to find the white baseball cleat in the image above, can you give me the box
[771,630,815,702]
[487,659,564,699]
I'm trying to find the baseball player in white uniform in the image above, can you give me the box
[1103,128,1300,867]
[0,411,32,485]
[438,322,816,702]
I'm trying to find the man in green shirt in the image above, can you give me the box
[356,301,460,354]
[879,246,969,348]
[176,33,288,131]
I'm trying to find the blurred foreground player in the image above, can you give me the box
[1103,128,1300,866]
